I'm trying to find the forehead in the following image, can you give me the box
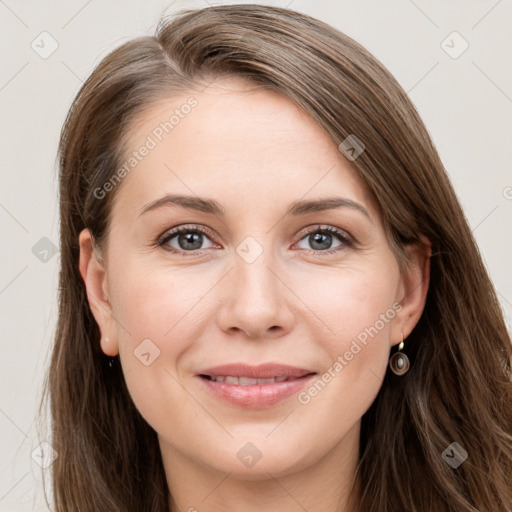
[114,77,377,219]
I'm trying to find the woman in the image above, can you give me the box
[40,3,512,511]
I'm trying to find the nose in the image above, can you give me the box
[215,248,295,340]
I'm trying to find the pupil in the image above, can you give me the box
[179,232,202,250]
[311,232,332,250]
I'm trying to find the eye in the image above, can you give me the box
[294,225,353,254]
[158,225,217,254]
[157,224,353,256]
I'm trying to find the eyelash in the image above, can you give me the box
[156,224,354,256]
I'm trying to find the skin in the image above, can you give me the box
[79,77,430,512]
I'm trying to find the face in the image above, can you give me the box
[80,77,427,482]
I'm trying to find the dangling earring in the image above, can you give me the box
[389,331,410,375]
[104,337,116,368]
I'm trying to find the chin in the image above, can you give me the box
[197,439,316,481]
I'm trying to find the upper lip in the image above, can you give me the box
[197,363,316,379]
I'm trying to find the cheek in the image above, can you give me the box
[290,263,399,424]
[107,260,212,421]
[293,259,400,343]
[111,259,209,348]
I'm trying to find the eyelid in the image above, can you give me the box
[157,224,217,248]
[294,224,353,243]
[292,224,354,254]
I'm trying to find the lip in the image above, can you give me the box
[196,363,316,409]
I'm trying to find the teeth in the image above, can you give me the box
[239,377,258,385]
[259,378,277,384]
[208,375,291,385]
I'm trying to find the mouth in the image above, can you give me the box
[197,362,315,380]
[195,363,317,408]
[198,374,314,385]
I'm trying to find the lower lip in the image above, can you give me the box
[196,374,316,408]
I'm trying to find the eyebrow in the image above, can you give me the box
[139,194,371,220]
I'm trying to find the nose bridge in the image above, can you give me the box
[216,235,293,338]
[233,236,280,310]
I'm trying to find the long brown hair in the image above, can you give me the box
[39,4,512,511]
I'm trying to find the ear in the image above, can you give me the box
[78,228,119,356]
[391,235,431,345]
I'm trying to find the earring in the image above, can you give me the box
[389,331,410,375]
[105,336,109,343]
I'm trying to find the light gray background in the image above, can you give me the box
[1,0,511,510]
